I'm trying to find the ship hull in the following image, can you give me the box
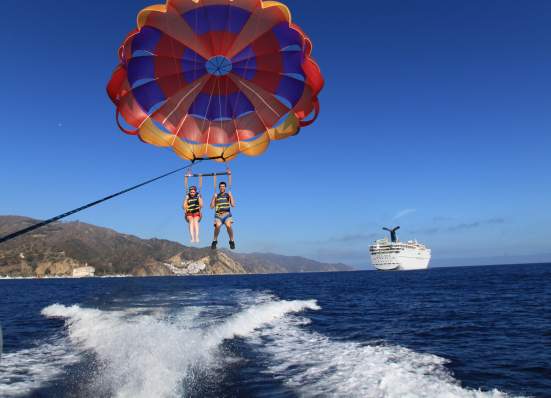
[370,251,430,271]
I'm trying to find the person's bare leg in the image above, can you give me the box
[226,221,235,249]
[193,219,200,242]
[225,222,234,241]
[212,220,221,249]
[186,216,194,242]
[189,219,195,242]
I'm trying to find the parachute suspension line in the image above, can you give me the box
[217,77,223,136]
[241,80,271,134]
[238,79,281,119]
[228,171,233,191]
[196,5,215,158]
[226,163,233,191]
[0,161,205,245]
[186,163,235,196]
[224,4,236,151]
[167,12,183,94]
[166,8,184,148]
[202,78,218,156]
[229,7,262,152]
[166,2,211,147]
[169,85,199,144]
[184,166,194,192]
[232,116,242,153]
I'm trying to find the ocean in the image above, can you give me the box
[0,263,549,397]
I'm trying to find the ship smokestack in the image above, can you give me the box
[383,226,400,243]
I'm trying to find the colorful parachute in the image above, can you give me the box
[107,0,324,162]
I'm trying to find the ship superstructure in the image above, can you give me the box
[369,226,431,271]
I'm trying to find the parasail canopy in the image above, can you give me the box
[107,0,324,162]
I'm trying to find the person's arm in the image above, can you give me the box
[198,196,203,209]
[210,194,216,209]
[183,195,189,211]
[229,192,235,207]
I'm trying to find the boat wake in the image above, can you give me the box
[250,316,514,398]
[0,293,518,398]
[0,340,80,396]
[38,298,318,398]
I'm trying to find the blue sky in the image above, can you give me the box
[1,0,550,268]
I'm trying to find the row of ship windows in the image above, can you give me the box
[372,248,425,251]
[371,252,424,255]
[370,247,422,249]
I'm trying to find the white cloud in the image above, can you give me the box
[393,208,417,220]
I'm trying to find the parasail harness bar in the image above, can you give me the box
[184,169,232,194]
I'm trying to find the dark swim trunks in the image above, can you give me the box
[215,212,233,225]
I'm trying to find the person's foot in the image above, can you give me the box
[229,240,235,250]
[211,241,217,250]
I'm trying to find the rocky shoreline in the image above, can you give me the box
[0,216,354,277]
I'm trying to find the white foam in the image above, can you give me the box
[40,298,318,398]
[4,295,519,398]
[0,340,79,397]
[253,317,518,398]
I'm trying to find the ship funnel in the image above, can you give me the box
[383,226,400,242]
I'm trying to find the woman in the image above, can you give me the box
[183,186,203,243]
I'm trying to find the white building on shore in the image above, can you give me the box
[72,266,95,278]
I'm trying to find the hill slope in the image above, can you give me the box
[228,252,352,273]
[0,216,354,277]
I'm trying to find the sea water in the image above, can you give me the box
[0,263,549,397]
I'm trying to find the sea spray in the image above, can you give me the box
[0,341,80,397]
[251,317,518,398]
[41,299,320,398]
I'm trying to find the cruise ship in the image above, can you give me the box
[369,226,431,271]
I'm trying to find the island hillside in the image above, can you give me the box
[0,216,354,277]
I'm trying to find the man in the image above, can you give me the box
[183,186,202,243]
[210,181,235,249]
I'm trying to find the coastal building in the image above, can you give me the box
[72,266,95,278]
